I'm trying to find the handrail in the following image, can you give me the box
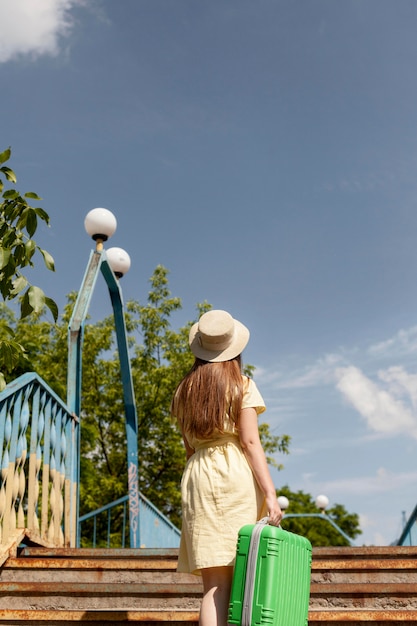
[0,372,79,547]
[67,249,140,548]
[78,492,181,549]
[281,513,354,545]
[396,503,417,546]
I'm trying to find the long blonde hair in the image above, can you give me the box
[171,356,244,439]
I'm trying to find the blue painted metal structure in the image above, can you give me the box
[396,504,417,545]
[67,248,140,548]
[282,513,354,545]
[0,372,79,546]
[78,492,180,549]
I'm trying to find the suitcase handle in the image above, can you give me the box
[258,516,281,527]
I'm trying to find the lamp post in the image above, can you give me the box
[278,494,354,546]
[67,208,140,548]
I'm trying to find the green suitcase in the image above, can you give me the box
[228,518,312,626]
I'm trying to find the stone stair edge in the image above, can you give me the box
[19,547,179,559]
[4,557,178,570]
[0,581,202,594]
[1,579,415,590]
[1,608,417,623]
[19,546,417,559]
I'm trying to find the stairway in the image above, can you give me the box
[0,545,416,624]
[310,545,417,624]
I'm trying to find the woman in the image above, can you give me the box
[171,309,282,626]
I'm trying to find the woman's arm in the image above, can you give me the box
[238,407,282,526]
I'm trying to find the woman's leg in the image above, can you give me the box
[200,566,234,626]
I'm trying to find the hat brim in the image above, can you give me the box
[189,318,250,362]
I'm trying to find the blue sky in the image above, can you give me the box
[2,0,417,545]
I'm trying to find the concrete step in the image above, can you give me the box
[1,578,416,612]
[1,609,417,625]
[312,546,417,584]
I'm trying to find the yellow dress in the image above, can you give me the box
[176,377,267,575]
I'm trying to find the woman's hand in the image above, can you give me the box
[266,496,282,526]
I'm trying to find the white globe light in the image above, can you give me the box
[84,208,117,241]
[277,495,289,511]
[316,494,329,511]
[106,247,131,277]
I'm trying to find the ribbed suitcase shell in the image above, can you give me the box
[228,520,312,626]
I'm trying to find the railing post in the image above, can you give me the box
[100,259,140,548]
[68,248,140,548]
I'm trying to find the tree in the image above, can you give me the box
[6,265,290,533]
[0,147,57,389]
[278,485,362,546]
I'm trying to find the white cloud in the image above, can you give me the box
[378,366,417,410]
[335,365,417,438]
[368,326,417,357]
[312,467,417,497]
[0,0,81,63]
[258,353,344,390]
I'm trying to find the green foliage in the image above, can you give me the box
[278,485,362,546]
[258,423,290,470]
[0,147,58,389]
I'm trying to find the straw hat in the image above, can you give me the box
[189,310,250,362]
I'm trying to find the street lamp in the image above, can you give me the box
[106,247,131,278]
[67,209,140,548]
[84,208,117,247]
[278,495,289,511]
[315,494,330,513]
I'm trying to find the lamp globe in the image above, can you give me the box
[84,208,117,241]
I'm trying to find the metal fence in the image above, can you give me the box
[397,504,417,546]
[0,371,181,550]
[78,492,180,549]
[0,372,79,547]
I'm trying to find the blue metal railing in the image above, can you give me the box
[0,372,79,547]
[78,492,180,549]
[67,249,140,548]
[0,371,180,550]
[396,504,417,546]
[281,513,354,545]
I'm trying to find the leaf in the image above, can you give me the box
[25,209,37,237]
[11,275,28,296]
[0,166,17,183]
[0,325,15,339]
[45,296,59,322]
[27,285,45,314]
[0,147,11,166]
[39,247,55,271]
[2,189,19,200]
[20,290,33,319]
[34,207,50,224]
[0,339,25,372]
[24,192,42,200]
[0,373,6,392]
[13,243,29,268]
[0,248,11,270]
[25,239,36,259]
